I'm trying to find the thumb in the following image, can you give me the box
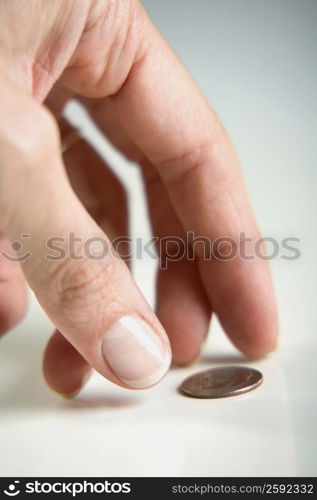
[0,77,171,389]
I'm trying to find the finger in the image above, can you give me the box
[104,11,278,357]
[43,132,130,395]
[157,261,210,365]
[44,87,91,396]
[0,230,27,336]
[0,75,171,390]
[43,329,91,397]
[142,164,211,365]
[44,90,130,395]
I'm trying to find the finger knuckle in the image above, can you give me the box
[0,102,59,170]
[157,130,227,188]
[45,256,118,315]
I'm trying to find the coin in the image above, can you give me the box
[181,366,263,398]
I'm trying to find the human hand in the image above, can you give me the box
[0,0,278,395]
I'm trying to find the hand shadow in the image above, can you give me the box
[200,352,250,365]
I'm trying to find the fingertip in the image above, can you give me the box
[46,370,92,399]
[241,333,279,360]
[43,330,92,396]
[172,350,202,368]
[226,312,279,360]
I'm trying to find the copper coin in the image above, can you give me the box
[181,366,263,398]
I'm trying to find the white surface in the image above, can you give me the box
[1,0,316,477]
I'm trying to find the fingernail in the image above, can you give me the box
[102,315,171,389]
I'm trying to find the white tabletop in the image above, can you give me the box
[1,0,316,477]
